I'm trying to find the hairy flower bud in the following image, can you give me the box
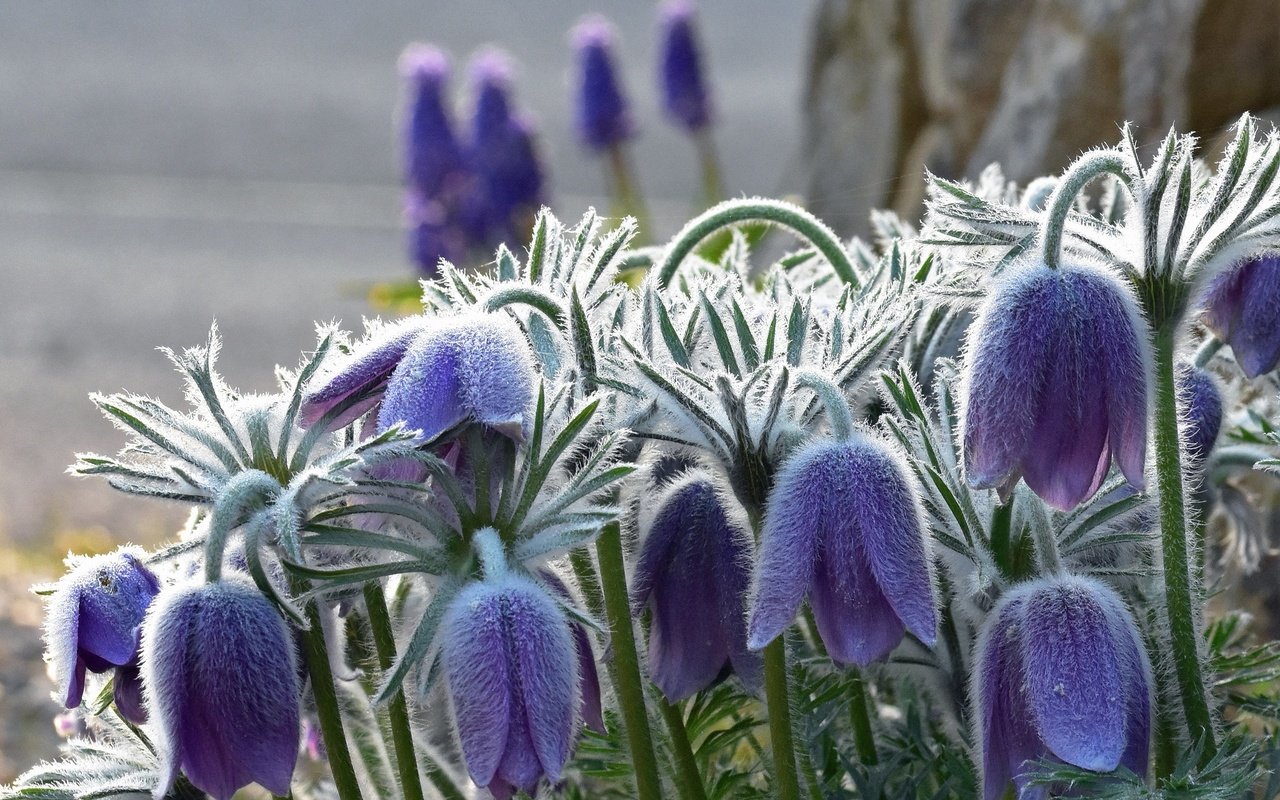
[631,472,759,700]
[974,575,1151,800]
[1178,363,1223,463]
[572,16,634,151]
[143,577,300,800]
[300,313,534,444]
[747,435,938,665]
[658,0,712,132]
[44,548,159,723]
[442,574,577,799]
[1202,255,1280,377]
[962,260,1150,510]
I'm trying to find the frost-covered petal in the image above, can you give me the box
[441,582,512,787]
[1021,578,1127,772]
[299,321,427,431]
[974,594,1044,800]
[962,264,1060,490]
[143,578,300,800]
[378,314,535,443]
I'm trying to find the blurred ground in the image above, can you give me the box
[0,1,818,779]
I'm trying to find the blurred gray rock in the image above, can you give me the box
[803,0,1280,235]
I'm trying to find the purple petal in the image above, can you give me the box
[505,578,576,782]
[810,532,904,666]
[648,532,735,699]
[1093,582,1153,778]
[142,584,196,797]
[1234,256,1280,377]
[300,322,426,431]
[963,264,1060,491]
[1202,260,1249,341]
[113,660,148,725]
[747,448,822,651]
[572,622,605,733]
[1177,364,1223,463]
[1088,268,1150,491]
[379,333,466,440]
[495,687,543,794]
[442,582,512,787]
[973,593,1043,800]
[1021,578,1127,772]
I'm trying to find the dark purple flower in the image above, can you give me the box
[962,260,1150,511]
[1178,363,1223,462]
[44,548,160,722]
[572,16,635,151]
[143,577,301,800]
[747,435,938,666]
[299,312,534,444]
[441,574,577,799]
[469,50,546,246]
[400,44,467,198]
[975,575,1151,800]
[658,0,712,132]
[631,472,759,700]
[1202,255,1280,377]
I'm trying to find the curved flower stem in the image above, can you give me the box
[761,639,804,800]
[594,523,664,800]
[657,697,708,800]
[655,198,859,288]
[297,589,364,800]
[1152,326,1217,767]
[846,669,878,766]
[607,144,651,244]
[362,583,435,800]
[1040,151,1136,271]
[795,370,856,441]
[695,130,724,209]
[1194,336,1224,368]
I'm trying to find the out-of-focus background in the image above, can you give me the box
[2,0,1278,782]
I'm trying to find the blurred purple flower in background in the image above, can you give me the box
[43,548,159,724]
[572,16,635,152]
[630,471,759,701]
[658,0,712,133]
[1202,255,1280,378]
[962,261,1150,510]
[442,574,577,800]
[747,436,938,666]
[143,577,301,800]
[975,575,1151,800]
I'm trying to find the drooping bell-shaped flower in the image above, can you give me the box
[299,312,535,444]
[1202,255,1280,377]
[631,472,759,700]
[143,576,301,800]
[441,574,577,799]
[400,43,467,199]
[469,50,546,246]
[974,575,1151,800]
[1177,363,1223,463]
[572,16,635,152]
[43,548,160,723]
[747,435,938,666]
[658,0,712,132]
[962,260,1150,510]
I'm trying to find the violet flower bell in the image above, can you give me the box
[43,547,160,724]
[299,312,535,446]
[974,575,1151,800]
[746,435,938,666]
[142,576,301,800]
[658,0,712,132]
[441,573,578,799]
[572,16,635,152]
[962,259,1151,510]
[1178,363,1223,463]
[631,471,760,700]
[1202,255,1280,377]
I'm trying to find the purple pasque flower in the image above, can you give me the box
[747,434,938,666]
[631,470,759,700]
[1202,255,1280,377]
[658,0,712,132]
[400,43,467,199]
[1177,363,1223,463]
[143,576,300,800]
[571,16,635,151]
[974,575,1151,800]
[43,548,160,723]
[441,573,577,799]
[469,49,546,246]
[299,312,535,444]
[962,259,1150,511]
